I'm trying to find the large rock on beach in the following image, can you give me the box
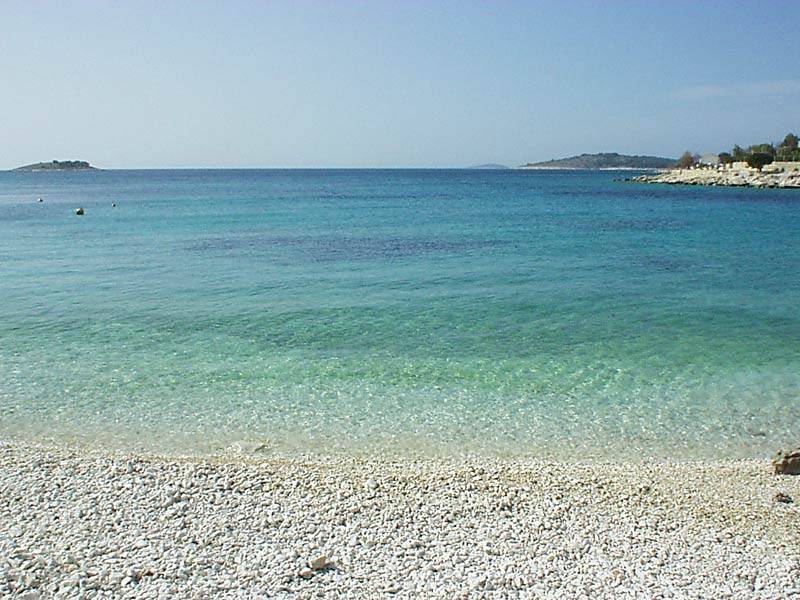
[772,448,800,475]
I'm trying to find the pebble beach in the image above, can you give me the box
[1,442,798,599]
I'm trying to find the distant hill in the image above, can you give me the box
[466,163,510,170]
[520,153,675,170]
[13,160,99,172]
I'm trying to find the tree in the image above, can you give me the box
[732,145,746,161]
[748,143,775,157]
[779,133,798,151]
[718,152,733,164]
[676,151,694,168]
[746,153,773,171]
[777,133,799,161]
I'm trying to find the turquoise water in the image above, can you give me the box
[1,169,798,459]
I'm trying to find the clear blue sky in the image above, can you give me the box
[1,1,798,168]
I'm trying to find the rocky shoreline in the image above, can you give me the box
[1,441,798,598]
[630,165,800,189]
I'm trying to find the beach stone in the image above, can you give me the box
[230,440,270,454]
[298,567,314,579]
[773,492,793,504]
[772,448,800,475]
[75,208,84,216]
[308,554,329,571]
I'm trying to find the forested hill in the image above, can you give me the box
[520,153,675,169]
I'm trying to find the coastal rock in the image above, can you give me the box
[772,448,800,475]
[75,208,85,216]
[773,492,793,504]
[630,166,800,189]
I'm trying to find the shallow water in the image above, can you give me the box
[0,169,798,458]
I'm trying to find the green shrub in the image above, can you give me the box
[746,153,773,171]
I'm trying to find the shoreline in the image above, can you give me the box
[630,166,800,188]
[2,441,798,598]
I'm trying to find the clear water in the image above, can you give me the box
[1,169,798,459]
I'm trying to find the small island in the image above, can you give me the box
[466,163,510,170]
[519,152,676,170]
[12,160,99,172]
[631,133,800,189]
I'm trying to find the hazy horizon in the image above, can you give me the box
[2,1,798,169]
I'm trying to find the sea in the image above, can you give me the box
[0,169,798,460]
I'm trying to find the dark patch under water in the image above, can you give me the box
[187,234,506,261]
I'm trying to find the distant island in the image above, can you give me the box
[466,163,510,170]
[519,153,676,170]
[13,160,99,172]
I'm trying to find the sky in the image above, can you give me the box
[1,1,799,168]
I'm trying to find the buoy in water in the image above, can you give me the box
[37,197,43,203]
[111,202,117,207]
[75,207,85,216]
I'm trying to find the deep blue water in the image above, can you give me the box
[0,169,798,458]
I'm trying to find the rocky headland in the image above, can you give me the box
[631,162,800,189]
